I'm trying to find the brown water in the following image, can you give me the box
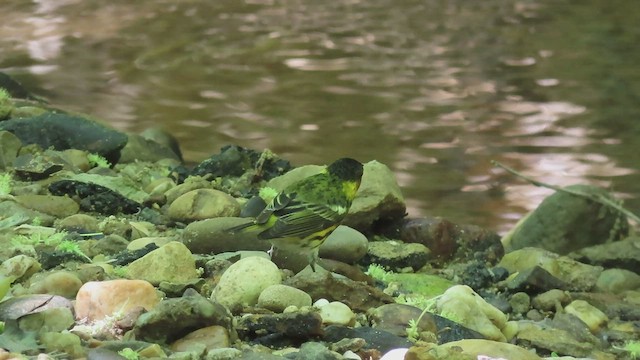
[1,0,639,232]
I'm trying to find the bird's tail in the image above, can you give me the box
[226,220,259,235]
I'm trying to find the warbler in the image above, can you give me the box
[228,157,364,271]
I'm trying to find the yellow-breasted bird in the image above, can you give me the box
[228,157,364,271]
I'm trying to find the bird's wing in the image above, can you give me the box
[255,191,294,224]
[258,200,343,240]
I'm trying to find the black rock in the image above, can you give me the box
[0,72,39,100]
[322,325,412,353]
[49,180,141,215]
[237,311,323,348]
[0,112,127,164]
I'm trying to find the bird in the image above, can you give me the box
[228,157,364,271]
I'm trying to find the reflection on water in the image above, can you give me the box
[1,0,639,232]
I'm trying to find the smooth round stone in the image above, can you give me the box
[127,241,200,284]
[170,325,230,353]
[257,284,312,312]
[319,225,368,264]
[28,271,82,299]
[58,213,100,233]
[317,301,355,326]
[167,189,240,222]
[211,256,282,313]
[74,279,160,321]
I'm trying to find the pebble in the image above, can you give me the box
[28,271,83,298]
[317,300,356,326]
[211,256,282,313]
[257,284,312,312]
[127,241,200,284]
[318,225,369,264]
[167,188,240,222]
[170,325,230,353]
[74,279,159,321]
[564,299,608,333]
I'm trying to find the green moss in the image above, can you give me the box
[87,153,111,168]
[0,173,12,196]
[616,341,640,359]
[56,240,91,262]
[11,230,69,247]
[118,348,140,360]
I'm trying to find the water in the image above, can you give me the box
[1,0,639,233]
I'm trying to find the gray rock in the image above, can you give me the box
[502,185,628,254]
[168,189,240,222]
[509,292,531,315]
[127,241,200,285]
[344,160,406,232]
[318,225,368,264]
[17,307,74,334]
[119,133,181,163]
[0,130,21,169]
[363,240,430,271]
[570,236,640,273]
[531,289,571,312]
[257,284,312,312]
[58,213,101,233]
[595,268,640,294]
[15,194,79,218]
[291,342,342,360]
[515,322,594,357]
[181,217,271,254]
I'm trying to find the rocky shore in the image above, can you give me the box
[0,73,639,360]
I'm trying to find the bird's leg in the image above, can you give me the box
[308,249,320,272]
[267,245,275,258]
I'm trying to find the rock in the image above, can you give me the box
[501,185,628,254]
[170,325,230,353]
[318,225,368,264]
[284,266,394,312]
[13,152,65,180]
[0,201,55,228]
[193,145,291,183]
[0,130,22,169]
[509,292,531,315]
[316,300,355,326]
[165,176,212,204]
[570,236,640,273]
[74,279,160,321]
[58,213,101,233]
[49,173,146,215]
[0,72,39,100]
[436,285,509,342]
[140,127,183,161]
[362,240,430,271]
[120,133,181,163]
[343,160,406,232]
[133,289,234,343]
[290,342,343,360]
[503,266,570,293]
[570,292,640,321]
[0,112,128,164]
[0,254,41,280]
[323,325,413,354]
[498,247,603,291]
[237,310,323,347]
[168,189,240,222]
[595,268,640,294]
[127,241,200,284]
[17,307,75,334]
[39,331,85,359]
[257,284,312,312]
[28,271,83,298]
[15,194,79,218]
[211,256,282,313]
[515,321,594,357]
[373,272,455,303]
[439,339,543,360]
[531,289,571,312]
[369,303,437,338]
[564,300,608,333]
[126,236,172,251]
[181,217,271,254]
[88,234,130,256]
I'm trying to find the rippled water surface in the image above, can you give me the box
[1,0,639,232]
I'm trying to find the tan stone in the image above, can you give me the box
[74,279,159,321]
[170,325,230,353]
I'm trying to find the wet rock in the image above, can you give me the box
[27,270,82,298]
[165,176,212,204]
[498,247,603,291]
[570,235,640,273]
[266,164,324,192]
[49,173,145,215]
[211,256,281,313]
[316,300,356,326]
[13,152,64,180]
[515,321,594,357]
[453,223,504,264]
[435,285,510,342]
[457,261,500,291]
[0,254,41,281]
[502,185,628,254]
[343,160,406,232]
[74,279,159,322]
[389,217,458,264]
[39,331,85,358]
[170,325,230,353]
[120,133,181,163]
[368,303,437,338]
[257,284,312,312]
[503,266,570,293]
[127,241,200,285]
[362,240,429,271]
[181,217,271,254]
[58,213,101,233]
[509,292,531,316]
[570,292,640,321]
[405,344,475,360]
[0,72,39,100]
[564,300,608,333]
[438,339,544,360]
[17,307,74,334]
[88,234,130,257]
[323,325,412,354]
[531,289,571,312]
[290,342,343,360]
[318,225,368,264]
[0,130,22,169]
[126,236,171,251]
[284,267,393,312]
[595,268,640,294]
[372,272,455,302]
[167,189,240,222]
[237,310,323,347]
[0,112,128,165]
[133,289,234,344]
[15,194,79,218]
[140,127,183,161]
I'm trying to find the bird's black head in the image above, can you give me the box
[327,158,364,181]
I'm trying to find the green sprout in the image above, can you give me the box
[56,240,92,262]
[258,186,279,203]
[614,341,640,359]
[0,173,12,196]
[87,153,111,168]
[12,230,69,247]
[0,88,9,101]
[366,263,390,282]
[118,348,140,360]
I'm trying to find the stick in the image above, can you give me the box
[491,160,640,225]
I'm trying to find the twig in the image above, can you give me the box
[491,160,640,225]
